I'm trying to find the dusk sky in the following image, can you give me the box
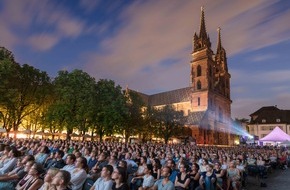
[1,0,290,119]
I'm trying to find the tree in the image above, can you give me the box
[91,79,127,142]
[0,48,51,137]
[119,89,145,143]
[45,70,96,140]
[142,105,159,142]
[153,105,185,144]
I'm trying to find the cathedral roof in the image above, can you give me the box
[148,87,192,106]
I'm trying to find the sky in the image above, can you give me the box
[1,0,290,120]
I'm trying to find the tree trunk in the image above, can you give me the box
[67,128,73,140]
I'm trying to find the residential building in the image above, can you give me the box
[248,106,290,140]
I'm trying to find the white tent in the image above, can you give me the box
[260,126,290,142]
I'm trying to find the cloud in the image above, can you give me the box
[232,92,290,119]
[0,0,88,51]
[0,21,18,50]
[79,0,100,13]
[27,34,59,51]
[250,53,277,62]
[82,0,290,95]
[56,17,84,38]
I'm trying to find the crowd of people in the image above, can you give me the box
[0,137,289,190]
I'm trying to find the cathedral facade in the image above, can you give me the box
[138,8,232,145]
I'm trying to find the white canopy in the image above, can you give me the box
[260,126,290,142]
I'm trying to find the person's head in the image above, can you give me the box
[44,168,59,183]
[74,151,82,158]
[161,166,172,178]
[192,163,200,171]
[90,150,97,158]
[229,161,236,168]
[179,163,188,173]
[9,149,19,158]
[75,156,88,170]
[236,159,242,165]
[24,161,35,172]
[166,159,175,169]
[55,150,64,159]
[4,145,12,155]
[214,162,221,170]
[101,165,113,178]
[98,152,107,161]
[140,156,147,164]
[22,154,35,163]
[52,170,71,187]
[118,160,127,169]
[153,158,161,168]
[202,159,208,165]
[41,146,50,154]
[112,166,127,183]
[145,164,153,174]
[109,155,117,165]
[125,152,131,160]
[66,154,76,165]
[205,164,214,172]
[29,163,45,176]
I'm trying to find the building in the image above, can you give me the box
[248,106,290,140]
[135,7,233,145]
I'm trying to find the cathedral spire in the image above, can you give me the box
[199,6,207,39]
[216,27,222,53]
[193,6,211,52]
[215,27,228,72]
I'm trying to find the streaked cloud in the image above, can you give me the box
[79,0,100,13]
[27,34,59,51]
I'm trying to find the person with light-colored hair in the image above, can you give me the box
[38,167,59,190]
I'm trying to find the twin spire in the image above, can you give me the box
[194,6,224,55]
[199,6,207,40]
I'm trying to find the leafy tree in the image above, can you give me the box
[141,105,159,142]
[119,89,145,143]
[0,48,51,137]
[45,70,96,140]
[153,105,185,144]
[91,79,127,142]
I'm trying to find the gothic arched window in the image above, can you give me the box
[197,80,201,90]
[197,65,201,77]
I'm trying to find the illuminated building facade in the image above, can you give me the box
[138,8,233,145]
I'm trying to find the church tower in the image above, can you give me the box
[190,7,215,111]
[190,7,232,145]
[214,28,231,100]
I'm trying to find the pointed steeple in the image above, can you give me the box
[199,6,207,39]
[216,27,222,53]
[215,27,228,72]
[193,6,211,52]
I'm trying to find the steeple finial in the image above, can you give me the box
[216,27,222,53]
[199,6,207,39]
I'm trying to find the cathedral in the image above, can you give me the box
[137,7,233,145]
